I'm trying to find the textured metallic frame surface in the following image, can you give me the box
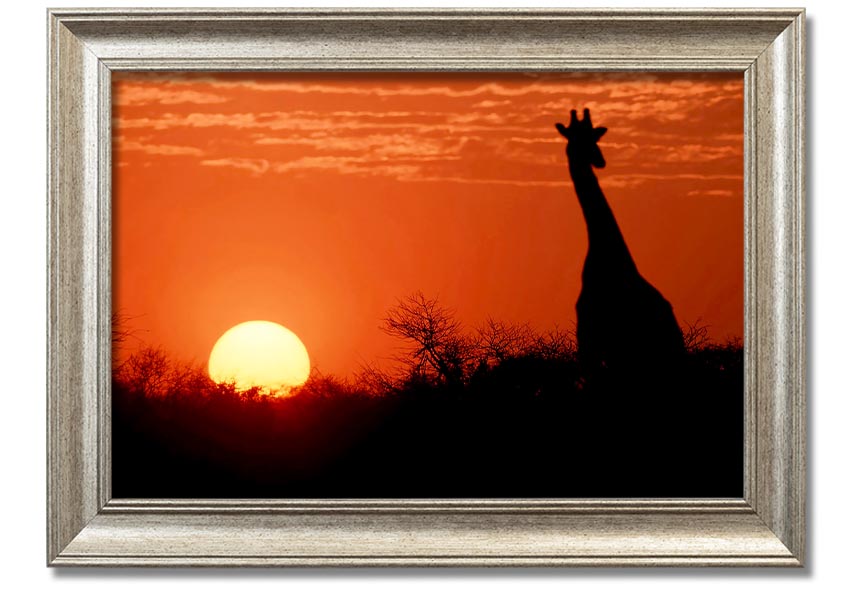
[47,8,806,567]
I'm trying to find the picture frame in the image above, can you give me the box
[47,8,806,567]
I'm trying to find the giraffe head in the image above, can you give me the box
[555,108,608,170]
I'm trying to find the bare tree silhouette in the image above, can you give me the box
[111,312,132,348]
[382,292,475,387]
[119,346,171,397]
[475,318,536,364]
[682,318,712,352]
[530,325,577,361]
[111,311,148,370]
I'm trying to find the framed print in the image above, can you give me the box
[47,8,806,567]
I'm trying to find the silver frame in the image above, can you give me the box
[47,8,806,567]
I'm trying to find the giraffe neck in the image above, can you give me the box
[569,163,637,276]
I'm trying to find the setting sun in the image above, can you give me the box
[208,321,310,394]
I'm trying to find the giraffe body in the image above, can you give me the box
[557,109,684,380]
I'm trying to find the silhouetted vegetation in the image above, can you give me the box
[113,293,743,498]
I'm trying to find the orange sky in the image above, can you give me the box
[112,72,744,377]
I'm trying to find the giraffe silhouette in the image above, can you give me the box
[556,109,685,384]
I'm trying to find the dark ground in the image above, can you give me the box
[112,340,743,498]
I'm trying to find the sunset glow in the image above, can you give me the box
[112,72,743,375]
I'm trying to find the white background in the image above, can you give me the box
[2,0,845,597]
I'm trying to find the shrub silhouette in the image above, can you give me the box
[112,296,742,499]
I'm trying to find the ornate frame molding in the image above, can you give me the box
[47,8,805,567]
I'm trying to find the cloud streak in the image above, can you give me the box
[113,73,743,189]
[115,73,742,103]
[116,139,205,156]
[201,158,269,175]
[114,85,229,106]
